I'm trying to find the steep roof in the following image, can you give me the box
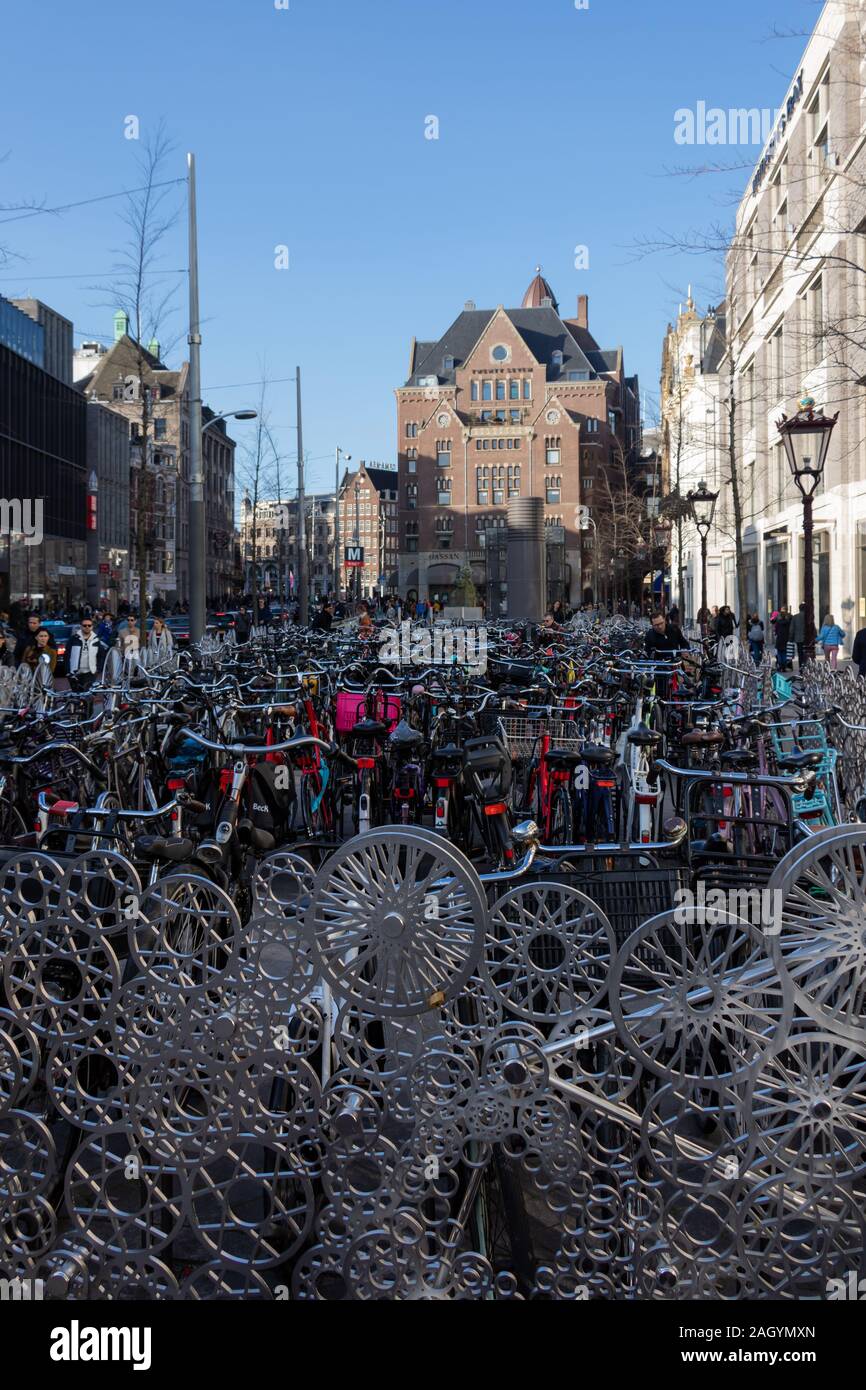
[76,333,170,397]
[406,305,600,386]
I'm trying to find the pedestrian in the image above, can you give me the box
[14,612,42,665]
[772,607,792,670]
[852,624,866,677]
[118,616,141,660]
[817,613,844,669]
[791,603,807,668]
[148,615,174,662]
[21,626,58,675]
[748,614,765,664]
[67,616,107,688]
[97,612,115,646]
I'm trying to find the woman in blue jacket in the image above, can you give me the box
[817,614,845,669]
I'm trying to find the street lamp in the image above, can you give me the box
[776,395,838,663]
[190,409,257,640]
[687,479,719,634]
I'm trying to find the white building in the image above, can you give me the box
[660,294,727,621]
[722,0,866,637]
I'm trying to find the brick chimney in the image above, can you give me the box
[576,295,589,330]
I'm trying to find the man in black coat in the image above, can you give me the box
[852,626,866,677]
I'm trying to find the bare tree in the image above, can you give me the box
[96,123,180,622]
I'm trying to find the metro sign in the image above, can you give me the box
[345,544,364,568]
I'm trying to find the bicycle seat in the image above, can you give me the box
[682,729,724,747]
[719,749,759,768]
[627,723,662,747]
[389,720,424,748]
[581,744,615,766]
[134,835,194,862]
[430,743,463,762]
[546,748,583,769]
[352,719,388,738]
[777,750,824,771]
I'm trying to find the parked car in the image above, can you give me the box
[207,610,240,632]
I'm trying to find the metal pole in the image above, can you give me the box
[803,492,816,663]
[701,531,708,632]
[296,368,308,625]
[187,153,205,642]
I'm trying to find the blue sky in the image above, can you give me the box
[1,0,820,495]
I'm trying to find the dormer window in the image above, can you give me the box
[418,375,438,387]
[552,350,564,369]
[443,355,455,371]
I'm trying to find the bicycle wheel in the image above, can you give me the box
[549,786,573,846]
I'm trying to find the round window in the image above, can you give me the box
[491,345,509,362]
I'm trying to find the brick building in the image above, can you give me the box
[395,272,641,609]
[337,462,399,599]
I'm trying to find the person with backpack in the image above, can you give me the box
[817,613,845,669]
[772,607,792,671]
[748,614,765,665]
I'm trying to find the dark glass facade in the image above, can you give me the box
[0,343,87,605]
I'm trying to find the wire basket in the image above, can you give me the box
[501,716,585,759]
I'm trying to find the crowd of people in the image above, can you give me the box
[0,601,176,690]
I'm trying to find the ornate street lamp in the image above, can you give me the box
[687,480,718,634]
[776,396,838,662]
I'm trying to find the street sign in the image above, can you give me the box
[99,563,110,574]
[345,544,364,568]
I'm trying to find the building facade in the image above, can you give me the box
[337,463,399,600]
[11,299,73,385]
[86,401,130,608]
[660,295,727,621]
[394,273,640,610]
[721,0,866,638]
[76,314,191,605]
[240,492,337,601]
[0,296,87,608]
[202,408,237,605]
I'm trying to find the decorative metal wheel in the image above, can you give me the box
[746,1030,866,1186]
[130,874,240,994]
[0,852,66,941]
[768,825,866,1045]
[609,908,792,1089]
[60,852,142,935]
[184,1139,314,1267]
[3,920,121,1039]
[64,1125,185,1256]
[484,883,615,1023]
[0,1010,38,1111]
[737,1174,866,1297]
[305,828,486,1017]
[253,850,316,918]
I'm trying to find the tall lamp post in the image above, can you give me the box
[777,395,838,664]
[192,410,257,638]
[687,479,719,633]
